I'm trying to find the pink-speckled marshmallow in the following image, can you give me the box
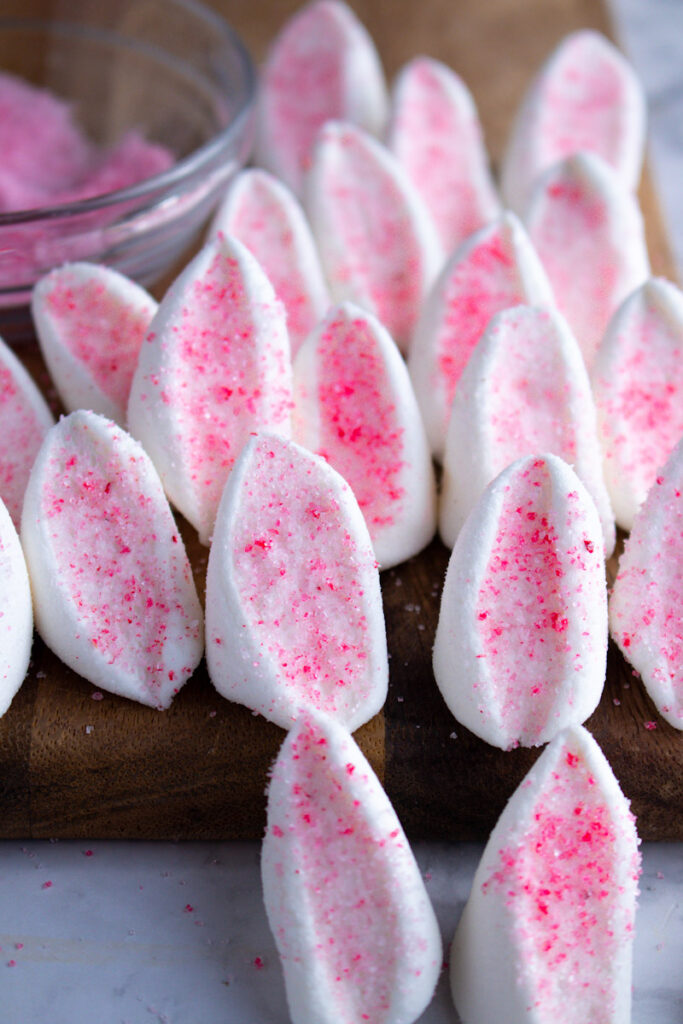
[408,212,554,460]
[0,333,54,528]
[208,169,330,356]
[306,120,442,353]
[292,302,436,569]
[450,725,641,1024]
[32,262,158,427]
[127,235,292,545]
[524,151,650,371]
[440,304,615,556]
[388,56,501,255]
[262,710,442,1024]
[434,454,607,750]
[592,278,683,531]
[205,434,387,731]
[610,438,683,729]
[0,496,32,717]
[21,410,203,708]
[502,30,645,213]
[255,0,388,196]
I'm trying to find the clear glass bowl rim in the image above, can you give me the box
[0,0,257,226]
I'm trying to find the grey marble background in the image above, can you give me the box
[1,0,682,1021]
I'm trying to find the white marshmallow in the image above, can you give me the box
[502,30,645,213]
[434,454,607,750]
[450,725,640,1024]
[292,302,436,569]
[127,235,292,546]
[262,709,442,1024]
[31,262,158,427]
[205,433,387,731]
[0,333,54,528]
[21,410,203,708]
[0,496,32,717]
[408,212,554,461]
[306,120,443,353]
[388,56,501,255]
[610,437,683,729]
[440,304,615,556]
[592,278,683,531]
[208,169,330,357]
[524,151,650,371]
[255,0,388,196]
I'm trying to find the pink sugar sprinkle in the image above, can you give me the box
[42,880,53,889]
[253,956,265,970]
[644,721,657,730]
[7,960,16,967]
[14,943,23,950]
[83,849,94,857]
[91,691,104,701]
[184,904,194,913]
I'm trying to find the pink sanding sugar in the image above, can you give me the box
[482,741,640,1022]
[0,71,173,213]
[314,311,405,530]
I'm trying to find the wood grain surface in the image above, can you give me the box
[0,0,680,841]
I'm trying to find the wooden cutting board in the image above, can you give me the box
[0,0,680,841]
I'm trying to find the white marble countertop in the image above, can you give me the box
[1,1,682,1022]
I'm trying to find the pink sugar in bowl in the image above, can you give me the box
[0,0,256,340]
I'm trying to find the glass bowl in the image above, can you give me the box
[0,0,256,340]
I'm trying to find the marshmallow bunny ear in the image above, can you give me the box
[205,434,387,732]
[21,410,203,709]
[0,334,54,528]
[208,169,330,357]
[0,496,32,717]
[408,212,554,460]
[127,234,292,546]
[387,56,501,254]
[306,120,443,353]
[524,151,649,371]
[255,0,388,196]
[434,454,607,750]
[292,302,436,569]
[31,262,158,427]
[610,438,683,729]
[440,304,615,556]
[592,278,683,531]
[262,710,442,1024]
[502,30,646,212]
[450,725,640,1024]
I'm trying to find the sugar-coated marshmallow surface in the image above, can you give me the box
[292,302,436,569]
[440,304,615,555]
[610,437,683,729]
[592,278,683,531]
[434,454,607,750]
[21,410,203,709]
[387,55,501,254]
[0,496,32,718]
[502,30,645,212]
[0,334,54,529]
[209,169,330,357]
[205,434,387,732]
[450,725,641,1024]
[262,710,442,1024]
[32,262,158,427]
[127,234,292,546]
[408,212,554,460]
[306,119,442,352]
[255,0,388,195]
[524,151,650,371]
